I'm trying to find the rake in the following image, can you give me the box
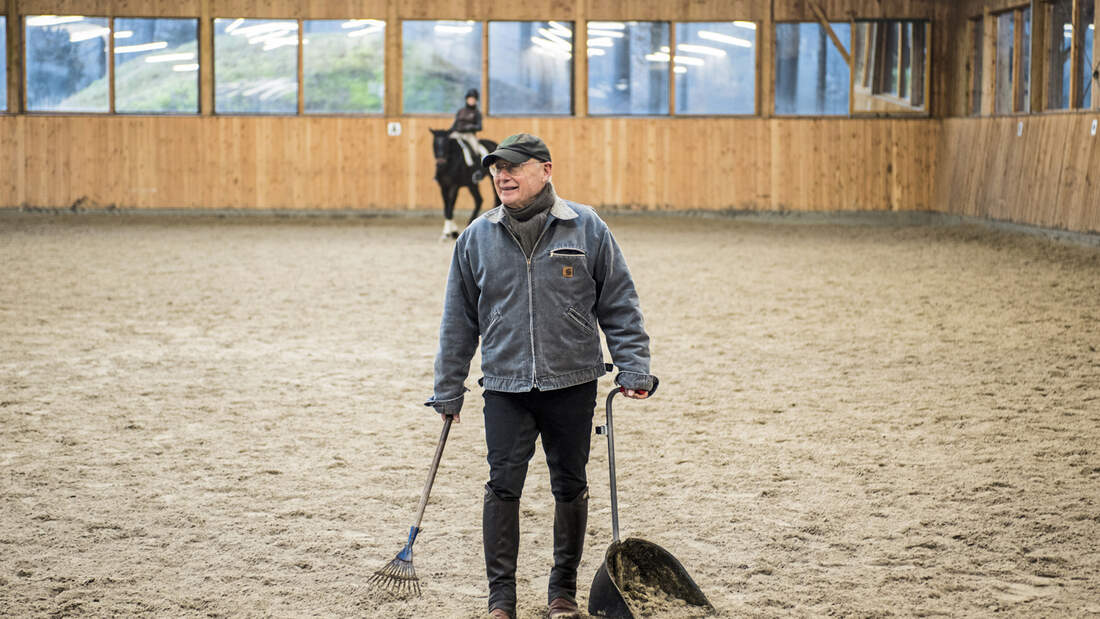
[368,415,453,596]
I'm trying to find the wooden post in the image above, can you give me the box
[1029,0,1045,113]
[809,0,850,65]
[1012,8,1025,113]
[200,0,212,115]
[6,0,21,114]
[668,21,676,116]
[385,0,400,116]
[1070,0,1081,108]
[982,9,996,116]
[574,3,586,117]
[847,18,854,115]
[297,18,304,115]
[108,17,115,113]
[761,2,774,118]
[1093,0,1099,108]
[480,20,488,116]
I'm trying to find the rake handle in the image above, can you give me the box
[411,415,453,532]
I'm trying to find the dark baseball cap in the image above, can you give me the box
[482,133,552,167]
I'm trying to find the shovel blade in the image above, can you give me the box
[588,538,713,618]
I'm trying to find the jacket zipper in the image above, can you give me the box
[503,222,551,390]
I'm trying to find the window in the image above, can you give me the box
[993,8,1030,115]
[675,21,756,115]
[775,22,850,115]
[26,15,110,112]
[489,21,573,115]
[1,16,6,112]
[304,19,385,114]
[969,17,984,115]
[403,20,481,114]
[214,18,298,115]
[1049,0,1073,110]
[587,21,668,116]
[114,18,198,114]
[1017,7,1032,113]
[1079,0,1094,108]
[994,12,1014,114]
[853,19,929,112]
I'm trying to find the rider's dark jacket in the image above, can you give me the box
[450,105,482,133]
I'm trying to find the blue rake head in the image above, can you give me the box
[368,526,422,597]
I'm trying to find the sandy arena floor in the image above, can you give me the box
[1,211,1098,618]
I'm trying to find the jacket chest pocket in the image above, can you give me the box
[548,247,587,279]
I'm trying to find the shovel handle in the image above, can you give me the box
[603,388,621,542]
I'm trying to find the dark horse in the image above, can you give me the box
[431,129,500,239]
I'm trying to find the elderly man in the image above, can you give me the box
[426,133,657,619]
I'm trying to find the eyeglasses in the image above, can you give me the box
[488,160,542,178]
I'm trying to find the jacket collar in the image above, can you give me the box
[488,196,577,224]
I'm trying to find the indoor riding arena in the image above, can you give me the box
[2,1,1099,618]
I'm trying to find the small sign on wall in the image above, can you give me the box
[1017,121,1024,137]
[387,121,402,137]
[1091,119,1098,137]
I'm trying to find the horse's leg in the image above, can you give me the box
[440,183,459,240]
[467,183,483,226]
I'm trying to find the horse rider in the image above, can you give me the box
[426,133,657,619]
[450,88,490,183]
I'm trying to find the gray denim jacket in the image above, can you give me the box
[426,197,656,415]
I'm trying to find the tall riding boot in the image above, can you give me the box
[548,488,589,605]
[484,485,520,617]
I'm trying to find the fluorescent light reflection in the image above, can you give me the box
[548,21,572,37]
[588,21,625,30]
[115,41,168,54]
[69,26,111,43]
[733,21,757,30]
[172,63,199,72]
[27,15,85,27]
[146,52,195,63]
[586,29,624,38]
[342,19,384,29]
[677,43,726,57]
[697,30,753,48]
[673,56,705,66]
[434,22,474,34]
[347,26,384,37]
[114,30,133,39]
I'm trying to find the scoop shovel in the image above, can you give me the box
[588,388,714,618]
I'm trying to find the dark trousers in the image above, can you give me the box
[483,380,597,503]
[481,380,597,614]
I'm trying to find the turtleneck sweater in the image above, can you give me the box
[503,181,556,259]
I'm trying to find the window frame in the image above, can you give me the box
[851,18,931,116]
[487,20,576,117]
[401,19,482,116]
[669,20,759,117]
[773,20,853,118]
[24,14,113,115]
[584,20,671,118]
[112,16,201,116]
[301,18,386,117]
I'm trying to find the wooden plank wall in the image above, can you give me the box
[934,0,1100,234]
[0,0,943,214]
[0,115,938,212]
